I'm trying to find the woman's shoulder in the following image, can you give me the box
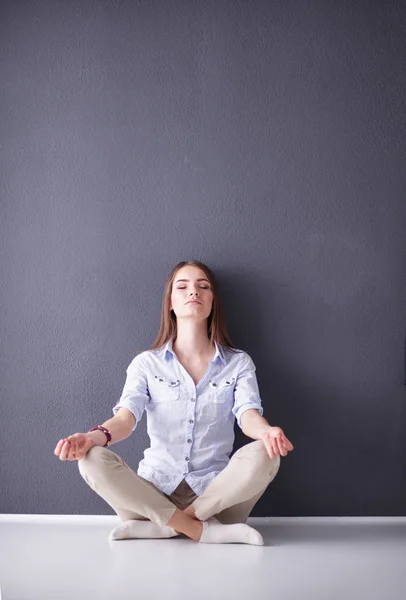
[221,346,252,364]
[224,346,259,369]
[125,349,159,371]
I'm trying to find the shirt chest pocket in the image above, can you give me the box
[149,375,181,402]
[208,377,235,404]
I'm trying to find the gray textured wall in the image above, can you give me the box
[1,0,405,517]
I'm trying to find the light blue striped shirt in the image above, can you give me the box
[112,339,264,495]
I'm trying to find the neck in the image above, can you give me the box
[173,321,214,360]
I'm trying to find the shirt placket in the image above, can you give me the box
[172,357,215,477]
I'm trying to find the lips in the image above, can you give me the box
[186,300,202,305]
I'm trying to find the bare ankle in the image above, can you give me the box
[183,506,199,520]
[193,520,203,542]
[167,509,203,541]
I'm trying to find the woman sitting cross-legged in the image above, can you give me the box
[54,259,294,545]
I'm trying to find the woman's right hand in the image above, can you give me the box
[54,433,95,461]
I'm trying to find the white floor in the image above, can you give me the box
[0,516,405,600]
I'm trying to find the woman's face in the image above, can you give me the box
[170,265,214,322]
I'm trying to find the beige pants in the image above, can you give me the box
[78,439,281,527]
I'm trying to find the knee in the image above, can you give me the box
[268,452,281,477]
[77,445,109,477]
[251,440,281,477]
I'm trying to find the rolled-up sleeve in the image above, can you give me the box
[112,356,150,432]
[232,353,264,430]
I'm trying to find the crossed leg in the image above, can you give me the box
[168,440,281,536]
[78,440,280,541]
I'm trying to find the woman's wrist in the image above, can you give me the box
[86,430,107,447]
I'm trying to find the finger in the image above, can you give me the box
[68,442,76,461]
[279,436,288,453]
[276,437,287,456]
[282,436,294,450]
[69,441,76,458]
[265,442,274,459]
[54,439,65,455]
[63,440,71,460]
[60,440,70,461]
[68,437,79,459]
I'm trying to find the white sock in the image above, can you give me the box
[109,519,179,541]
[199,520,264,546]
[207,516,221,524]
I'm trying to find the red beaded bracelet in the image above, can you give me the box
[88,425,112,447]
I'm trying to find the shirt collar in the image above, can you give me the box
[163,338,226,366]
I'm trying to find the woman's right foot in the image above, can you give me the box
[109,520,179,540]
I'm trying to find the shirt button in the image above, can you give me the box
[189,419,194,424]
[191,398,196,402]
[185,457,190,461]
[183,472,187,476]
[187,439,192,443]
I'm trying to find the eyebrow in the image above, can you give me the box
[174,278,210,284]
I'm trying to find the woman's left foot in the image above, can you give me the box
[109,520,180,540]
[199,521,264,545]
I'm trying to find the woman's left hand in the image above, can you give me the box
[259,426,294,459]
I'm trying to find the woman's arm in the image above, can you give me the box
[240,408,271,440]
[241,408,294,459]
[87,408,135,446]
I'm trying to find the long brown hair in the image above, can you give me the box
[149,260,240,354]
